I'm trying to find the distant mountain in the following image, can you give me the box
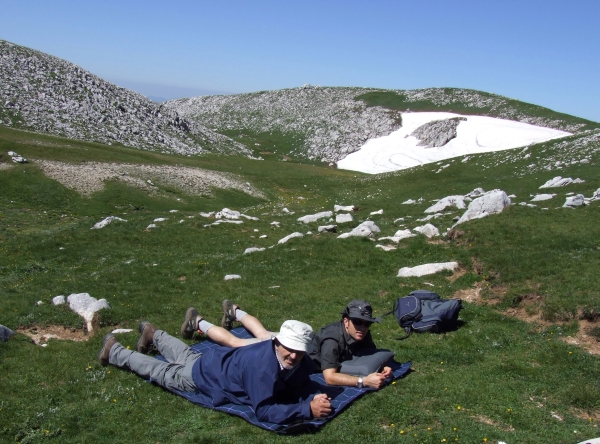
[164,85,599,164]
[0,40,249,156]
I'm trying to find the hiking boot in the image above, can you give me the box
[98,333,118,366]
[136,320,157,354]
[221,299,239,330]
[180,307,203,339]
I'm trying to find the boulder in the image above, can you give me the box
[215,208,241,219]
[67,293,110,332]
[413,223,440,238]
[454,190,511,226]
[563,194,585,208]
[397,262,458,277]
[337,221,381,239]
[539,176,585,188]
[424,195,466,213]
[336,213,353,223]
[52,295,65,305]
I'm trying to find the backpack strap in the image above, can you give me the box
[396,327,412,341]
[381,299,398,318]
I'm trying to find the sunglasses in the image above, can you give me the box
[350,318,372,328]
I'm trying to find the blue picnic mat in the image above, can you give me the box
[157,327,412,434]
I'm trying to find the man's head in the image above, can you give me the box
[342,300,381,341]
[274,320,314,369]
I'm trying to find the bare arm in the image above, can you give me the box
[322,367,389,389]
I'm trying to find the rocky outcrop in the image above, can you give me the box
[410,117,466,147]
[0,39,249,156]
[163,85,403,163]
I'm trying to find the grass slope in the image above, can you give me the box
[1,125,599,443]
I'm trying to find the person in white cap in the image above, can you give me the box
[98,319,332,424]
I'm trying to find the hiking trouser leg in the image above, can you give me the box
[153,330,202,365]
[109,343,199,392]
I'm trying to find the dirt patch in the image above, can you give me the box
[570,406,600,424]
[561,317,600,356]
[470,415,514,432]
[447,266,467,283]
[0,162,14,170]
[17,325,88,345]
[453,285,482,304]
[427,239,447,246]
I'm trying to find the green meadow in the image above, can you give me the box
[1,125,599,443]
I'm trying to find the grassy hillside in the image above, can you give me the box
[1,125,599,443]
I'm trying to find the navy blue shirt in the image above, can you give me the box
[191,339,315,424]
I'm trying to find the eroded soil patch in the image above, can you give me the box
[17,325,88,345]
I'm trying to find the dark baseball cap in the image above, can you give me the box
[342,300,381,323]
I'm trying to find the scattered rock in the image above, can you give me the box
[378,229,417,243]
[243,247,265,254]
[539,176,585,188]
[410,116,466,147]
[454,190,511,226]
[224,274,242,280]
[336,213,353,223]
[67,293,110,332]
[278,232,304,244]
[530,194,556,202]
[297,211,333,223]
[52,295,65,305]
[318,225,337,233]
[424,195,466,213]
[337,221,381,239]
[397,262,458,277]
[334,204,355,212]
[376,244,396,251]
[370,209,384,215]
[563,194,585,208]
[413,223,440,238]
[90,216,127,229]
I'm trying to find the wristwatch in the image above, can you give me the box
[357,377,363,388]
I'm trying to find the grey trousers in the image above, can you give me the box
[109,330,201,392]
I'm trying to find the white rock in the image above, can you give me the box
[424,195,466,213]
[243,247,265,254]
[454,190,511,226]
[91,216,127,229]
[216,208,241,219]
[334,204,355,212]
[370,209,384,215]
[259,234,268,238]
[199,212,215,218]
[7,151,16,156]
[146,224,157,229]
[402,199,418,204]
[531,194,556,202]
[563,194,585,208]
[241,214,259,221]
[413,223,440,238]
[376,244,396,251]
[36,300,43,306]
[318,225,337,233]
[111,328,133,334]
[153,217,168,222]
[67,293,110,332]
[337,221,381,239]
[282,207,295,214]
[278,232,304,244]
[270,221,281,227]
[539,176,585,188]
[52,295,65,305]
[397,262,458,277]
[224,274,242,280]
[416,213,444,222]
[169,209,179,213]
[336,213,354,223]
[465,187,485,198]
[12,156,27,163]
[297,211,333,223]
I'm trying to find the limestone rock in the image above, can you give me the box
[67,293,110,332]
[337,221,380,239]
[410,117,466,148]
[90,216,127,229]
[397,262,458,277]
[563,194,585,208]
[297,211,333,223]
[454,190,511,225]
[425,195,466,213]
[224,274,242,280]
[413,223,440,238]
[278,232,304,244]
[336,213,353,223]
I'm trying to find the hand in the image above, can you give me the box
[363,371,389,389]
[380,366,393,379]
[310,393,332,418]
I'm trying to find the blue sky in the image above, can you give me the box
[1,0,599,121]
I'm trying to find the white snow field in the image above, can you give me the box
[337,112,571,174]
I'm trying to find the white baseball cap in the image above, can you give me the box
[275,320,314,352]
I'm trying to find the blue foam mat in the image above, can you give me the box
[157,327,412,434]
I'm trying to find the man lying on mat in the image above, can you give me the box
[98,319,332,424]
[179,299,392,390]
